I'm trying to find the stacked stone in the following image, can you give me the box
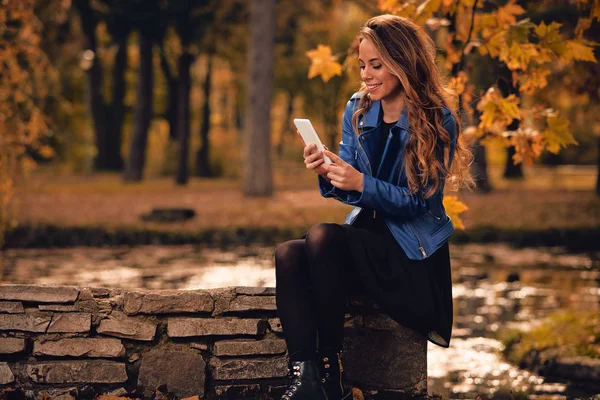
[0,284,426,399]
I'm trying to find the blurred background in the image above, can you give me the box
[1,0,599,398]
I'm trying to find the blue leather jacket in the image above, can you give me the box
[318,93,458,260]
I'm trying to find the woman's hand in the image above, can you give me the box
[303,142,328,177]
[323,150,364,192]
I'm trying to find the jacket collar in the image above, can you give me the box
[358,100,409,131]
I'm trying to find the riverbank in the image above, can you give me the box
[5,223,600,251]
[8,166,600,249]
[500,311,600,393]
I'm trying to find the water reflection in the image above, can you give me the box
[1,243,599,398]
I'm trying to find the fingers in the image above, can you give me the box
[303,143,318,158]
[306,157,324,170]
[324,150,343,164]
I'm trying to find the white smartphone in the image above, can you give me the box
[293,118,332,165]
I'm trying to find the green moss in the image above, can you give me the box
[500,310,600,365]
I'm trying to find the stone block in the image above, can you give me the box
[0,337,25,354]
[168,317,262,337]
[124,290,214,315]
[33,338,125,358]
[363,314,402,331]
[211,357,288,380]
[228,296,277,312]
[47,313,91,333]
[26,360,127,383]
[38,304,79,312]
[97,318,157,341]
[0,301,24,314]
[214,339,287,356]
[0,284,78,303]
[0,362,14,384]
[0,313,51,332]
[268,318,283,333]
[342,328,427,392]
[235,287,276,296]
[138,349,205,399]
[214,384,261,398]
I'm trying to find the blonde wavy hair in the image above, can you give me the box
[352,14,473,198]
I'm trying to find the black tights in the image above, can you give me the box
[275,223,351,362]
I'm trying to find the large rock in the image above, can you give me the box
[97,318,157,341]
[0,284,79,303]
[33,338,125,358]
[0,362,14,384]
[0,337,25,354]
[0,313,52,332]
[47,313,91,333]
[168,318,263,337]
[210,357,288,380]
[26,360,127,383]
[124,290,214,315]
[214,339,287,356]
[138,349,205,399]
[342,327,427,393]
[0,301,24,314]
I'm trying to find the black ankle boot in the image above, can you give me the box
[318,349,352,400]
[280,360,328,400]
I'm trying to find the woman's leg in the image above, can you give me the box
[303,223,350,351]
[275,239,317,361]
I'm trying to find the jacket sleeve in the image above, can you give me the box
[318,98,362,202]
[345,113,458,218]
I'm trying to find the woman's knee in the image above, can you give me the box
[275,240,306,275]
[304,223,344,256]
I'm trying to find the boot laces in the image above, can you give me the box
[281,365,303,399]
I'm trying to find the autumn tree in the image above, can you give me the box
[73,0,132,171]
[0,0,62,243]
[307,0,598,219]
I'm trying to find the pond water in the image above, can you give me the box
[2,243,599,399]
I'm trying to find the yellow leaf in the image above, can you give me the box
[443,196,468,230]
[500,42,539,70]
[476,87,521,135]
[510,129,544,165]
[496,0,526,26]
[518,67,551,94]
[306,45,343,83]
[564,40,598,62]
[448,71,469,95]
[535,21,569,57]
[352,387,365,400]
[542,115,578,154]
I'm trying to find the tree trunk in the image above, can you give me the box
[103,35,128,171]
[243,0,275,197]
[175,46,193,185]
[123,34,154,181]
[276,91,294,158]
[504,146,524,178]
[159,43,178,141]
[195,55,213,177]
[471,141,492,193]
[596,135,600,197]
[73,0,107,170]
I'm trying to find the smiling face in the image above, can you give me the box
[358,38,403,104]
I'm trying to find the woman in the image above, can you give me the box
[275,14,473,400]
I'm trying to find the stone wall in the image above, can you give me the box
[0,284,427,399]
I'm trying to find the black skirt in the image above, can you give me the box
[340,208,453,348]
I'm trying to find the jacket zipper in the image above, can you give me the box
[357,136,373,177]
[408,222,427,259]
[428,210,442,220]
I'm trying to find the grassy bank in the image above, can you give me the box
[501,311,600,364]
[8,163,600,248]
